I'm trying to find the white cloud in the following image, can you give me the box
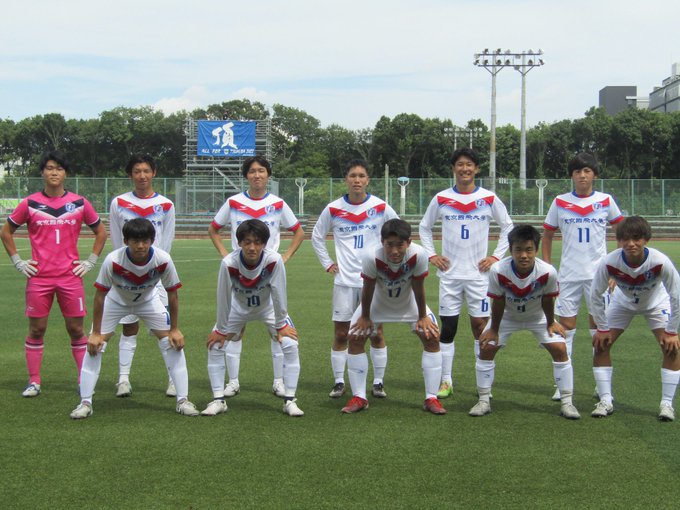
[152,86,212,115]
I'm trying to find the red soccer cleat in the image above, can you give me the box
[341,396,369,414]
[423,397,447,415]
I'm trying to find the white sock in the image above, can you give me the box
[159,338,189,402]
[207,345,227,398]
[80,342,106,402]
[331,349,348,384]
[271,339,284,381]
[593,366,613,404]
[553,359,574,405]
[439,342,455,385]
[661,368,680,406]
[118,334,137,383]
[564,329,576,359]
[370,346,387,384]
[475,359,495,402]
[422,351,443,399]
[474,339,481,359]
[347,353,369,399]
[281,337,300,398]
[225,340,242,381]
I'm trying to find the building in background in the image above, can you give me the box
[599,86,637,115]
[649,63,680,113]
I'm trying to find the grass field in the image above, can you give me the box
[2,237,680,509]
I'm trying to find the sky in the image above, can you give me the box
[1,0,678,131]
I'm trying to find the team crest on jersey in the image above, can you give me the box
[65,202,75,212]
[153,204,164,214]
[475,199,487,208]
[592,202,602,210]
[266,205,276,214]
[401,262,412,274]
[644,270,654,281]
[148,268,159,279]
[366,207,376,217]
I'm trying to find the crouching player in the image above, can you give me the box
[70,218,199,419]
[342,219,446,415]
[590,216,680,421]
[202,219,303,417]
[470,225,581,420]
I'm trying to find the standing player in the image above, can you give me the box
[543,152,623,400]
[108,154,177,398]
[202,219,304,417]
[311,159,398,399]
[419,147,513,399]
[208,155,304,398]
[590,216,680,421]
[1,151,107,397]
[470,225,580,420]
[342,219,446,415]
[70,218,199,419]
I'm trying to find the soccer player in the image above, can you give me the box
[543,152,623,400]
[419,147,513,399]
[69,218,199,419]
[590,216,680,421]
[311,159,398,399]
[108,154,177,399]
[341,219,446,415]
[470,225,580,420]
[1,151,107,397]
[208,155,304,399]
[201,219,304,417]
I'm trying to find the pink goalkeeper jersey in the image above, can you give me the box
[8,190,101,278]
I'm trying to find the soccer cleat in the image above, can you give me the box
[371,383,387,398]
[436,381,453,399]
[272,380,285,398]
[176,399,199,416]
[22,383,41,398]
[423,397,447,415]
[116,381,132,398]
[591,400,614,418]
[341,396,369,414]
[223,381,240,397]
[329,382,346,398]
[283,398,305,417]
[166,380,177,398]
[469,400,492,417]
[201,399,228,416]
[70,402,93,419]
[551,387,561,401]
[560,403,581,420]
[658,403,675,422]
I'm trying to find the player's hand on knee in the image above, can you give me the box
[11,255,38,278]
[277,324,298,342]
[206,331,228,348]
[479,330,498,350]
[416,317,439,340]
[660,333,679,355]
[87,333,105,355]
[168,329,185,350]
[547,321,566,339]
[592,330,611,351]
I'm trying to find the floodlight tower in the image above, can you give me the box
[397,177,410,216]
[514,50,544,189]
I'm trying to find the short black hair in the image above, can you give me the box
[450,147,480,166]
[568,152,599,177]
[125,153,157,175]
[39,150,70,173]
[616,216,651,241]
[123,218,156,243]
[508,224,541,250]
[381,218,411,242]
[344,159,369,177]
[241,155,272,178]
[236,219,271,244]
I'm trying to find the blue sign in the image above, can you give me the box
[197,120,256,157]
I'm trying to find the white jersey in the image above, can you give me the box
[311,194,398,288]
[487,257,559,323]
[214,248,289,334]
[419,186,513,279]
[94,246,181,306]
[108,192,175,252]
[590,247,680,334]
[361,242,429,319]
[211,191,300,252]
[543,191,623,282]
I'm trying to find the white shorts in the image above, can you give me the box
[119,284,168,325]
[556,280,610,318]
[483,317,567,347]
[607,296,670,331]
[332,285,362,322]
[439,277,490,317]
[222,308,295,340]
[101,296,170,335]
[349,303,437,337]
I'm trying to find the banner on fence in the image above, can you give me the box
[197,120,256,157]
